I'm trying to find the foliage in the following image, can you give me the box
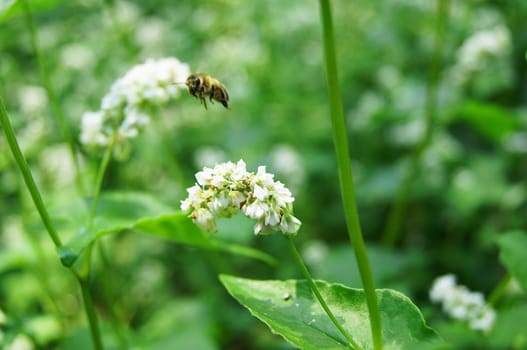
[1,0,527,349]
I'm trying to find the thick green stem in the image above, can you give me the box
[318,1,383,349]
[286,237,360,349]
[381,0,449,246]
[0,97,63,247]
[21,0,85,195]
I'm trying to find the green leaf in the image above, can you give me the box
[0,0,64,23]
[496,230,527,292]
[55,192,275,267]
[220,275,443,350]
[135,214,276,266]
[454,101,518,142]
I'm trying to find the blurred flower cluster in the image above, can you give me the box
[80,57,190,158]
[181,160,301,235]
[430,274,496,332]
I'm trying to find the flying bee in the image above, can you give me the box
[185,73,229,110]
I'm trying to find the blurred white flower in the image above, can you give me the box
[194,146,227,169]
[5,334,34,350]
[80,111,107,146]
[38,144,76,188]
[181,160,301,236]
[457,26,510,72]
[429,274,456,302]
[79,57,190,156]
[270,144,305,192]
[135,17,167,50]
[17,85,47,115]
[302,240,329,265]
[109,0,140,27]
[430,274,496,332]
[60,43,95,70]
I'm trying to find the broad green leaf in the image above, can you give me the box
[0,0,64,23]
[496,230,527,292]
[220,275,443,350]
[55,192,275,267]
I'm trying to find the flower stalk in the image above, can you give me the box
[318,1,383,348]
[286,236,360,349]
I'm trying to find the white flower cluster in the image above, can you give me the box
[80,57,190,155]
[457,26,510,72]
[181,160,301,236]
[430,274,496,332]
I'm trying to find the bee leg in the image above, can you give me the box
[219,89,229,109]
[201,97,208,110]
[209,86,215,104]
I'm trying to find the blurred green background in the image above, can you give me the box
[1,0,527,348]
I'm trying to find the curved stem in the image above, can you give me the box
[21,0,85,196]
[0,97,63,247]
[488,273,511,306]
[286,237,360,349]
[381,0,450,246]
[318,1,383,349]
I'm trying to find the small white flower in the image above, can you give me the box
[232,159,249,182]
[194,208,217,232]
[280,214,301,234]
[253,184,268,201]
[244,200,268,220]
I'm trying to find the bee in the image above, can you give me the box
[185,73,229,110]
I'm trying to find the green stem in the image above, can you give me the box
[79,277,104,350]
[286,237,360,350]
[0,97,63,247]
[1,96,104,349]
[21,0,85,196]
[381,0,449,246]
[88,135,115,227]
[488,273,511,306]
[318,1,383,349]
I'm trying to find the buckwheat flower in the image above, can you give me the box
[430,274,496,332]
[429,274,457,303]
[80,57,190,155]
[470,306,496,332]
[80,111,108,146]
[181,160,301,236]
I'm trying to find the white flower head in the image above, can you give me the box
[181,160,301,236]
[430,274,496,332]
[80,57,190,157]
